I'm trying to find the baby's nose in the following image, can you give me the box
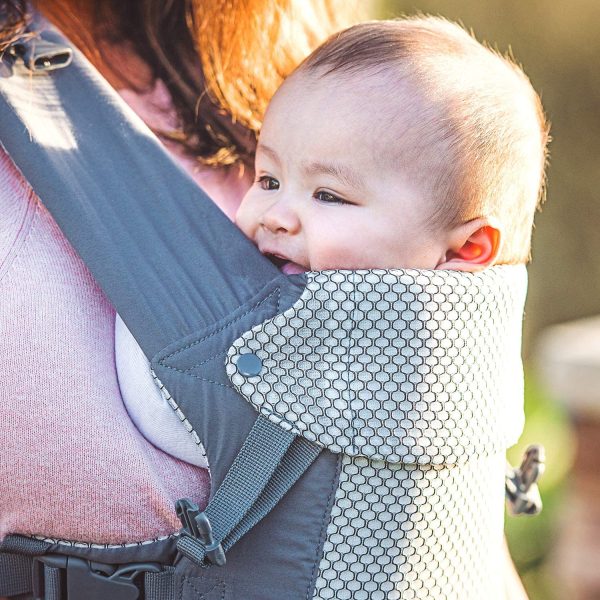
[260,201,301,235]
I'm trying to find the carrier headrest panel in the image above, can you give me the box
[226,266,527,465]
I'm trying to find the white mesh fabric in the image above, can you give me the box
[225,266,527,598]
[313,454,505,599]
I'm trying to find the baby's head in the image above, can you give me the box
[236,17,549,274]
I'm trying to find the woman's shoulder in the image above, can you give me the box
[0,144,33,208]
[0,144,98,288]
[0,146,39,272]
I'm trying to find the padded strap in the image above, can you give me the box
[176,415,320,565]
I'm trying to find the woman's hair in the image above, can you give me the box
[0,0,358,168]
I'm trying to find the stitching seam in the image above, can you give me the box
[181,577,226,600]
[155,364,236,389]
[180,350,227,373]
[31,532,177,549]
[160,287,281,364]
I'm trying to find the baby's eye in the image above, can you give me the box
[258,175,280,191]
[314,190,348,205]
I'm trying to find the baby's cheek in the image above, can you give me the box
[234,196,257,239]
[309,234,364,271]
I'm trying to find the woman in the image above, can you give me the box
[0,1,527,597]
[0,0,356,544]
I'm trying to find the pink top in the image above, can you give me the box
[0,80,249,544]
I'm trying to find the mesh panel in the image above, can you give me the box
[226,267,526,598]
[314,454,505,599]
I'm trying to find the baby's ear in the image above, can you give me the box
[436,218,502,272]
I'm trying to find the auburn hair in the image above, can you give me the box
[0,0,359,168]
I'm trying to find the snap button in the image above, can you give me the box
[236,353,263,377]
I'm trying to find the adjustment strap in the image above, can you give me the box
[206,414,297,541]
[176,415,321,566]
[143,567,176,600]
[41,566,62,600]
[224,434,321,551]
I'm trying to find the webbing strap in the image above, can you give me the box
[224,434,321,552]
[176,415,321,565]
[0,552,32,596]
[206,415,296,542]
[144,567,176,600]
[43,567,62,600]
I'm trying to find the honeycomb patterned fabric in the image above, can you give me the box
[226,266,527,599]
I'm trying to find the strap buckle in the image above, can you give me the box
[506,444,545,515]
[32,554,161,600]
[2,35,72,76]
[176,499,226,566]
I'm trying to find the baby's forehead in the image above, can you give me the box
[270,69,422,145]
[263,79,382,173]
[263,68,468,225]
[278,68,409,110]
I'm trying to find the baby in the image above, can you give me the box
[237,16,548,276]
[117,16,549,466]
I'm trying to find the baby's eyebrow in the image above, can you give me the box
[256,143,281,166]
[302,160,365,191]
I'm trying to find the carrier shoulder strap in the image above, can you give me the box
[0,24,298,358]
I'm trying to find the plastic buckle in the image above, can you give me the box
[506,444,545,515]
[32,554,161,600]
[176,498,226,566]
[3,36,72,75]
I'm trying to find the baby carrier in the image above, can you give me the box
[0,19,542,600]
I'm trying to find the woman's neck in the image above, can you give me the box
[34,0,153,90]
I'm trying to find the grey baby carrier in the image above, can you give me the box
[0,19,541,600]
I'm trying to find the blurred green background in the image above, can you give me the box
[369,1,600,598]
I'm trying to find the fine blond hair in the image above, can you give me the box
[300,17,550,264]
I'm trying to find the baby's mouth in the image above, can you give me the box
[264,253,308,274]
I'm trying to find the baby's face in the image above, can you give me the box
[236,73,447,273]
